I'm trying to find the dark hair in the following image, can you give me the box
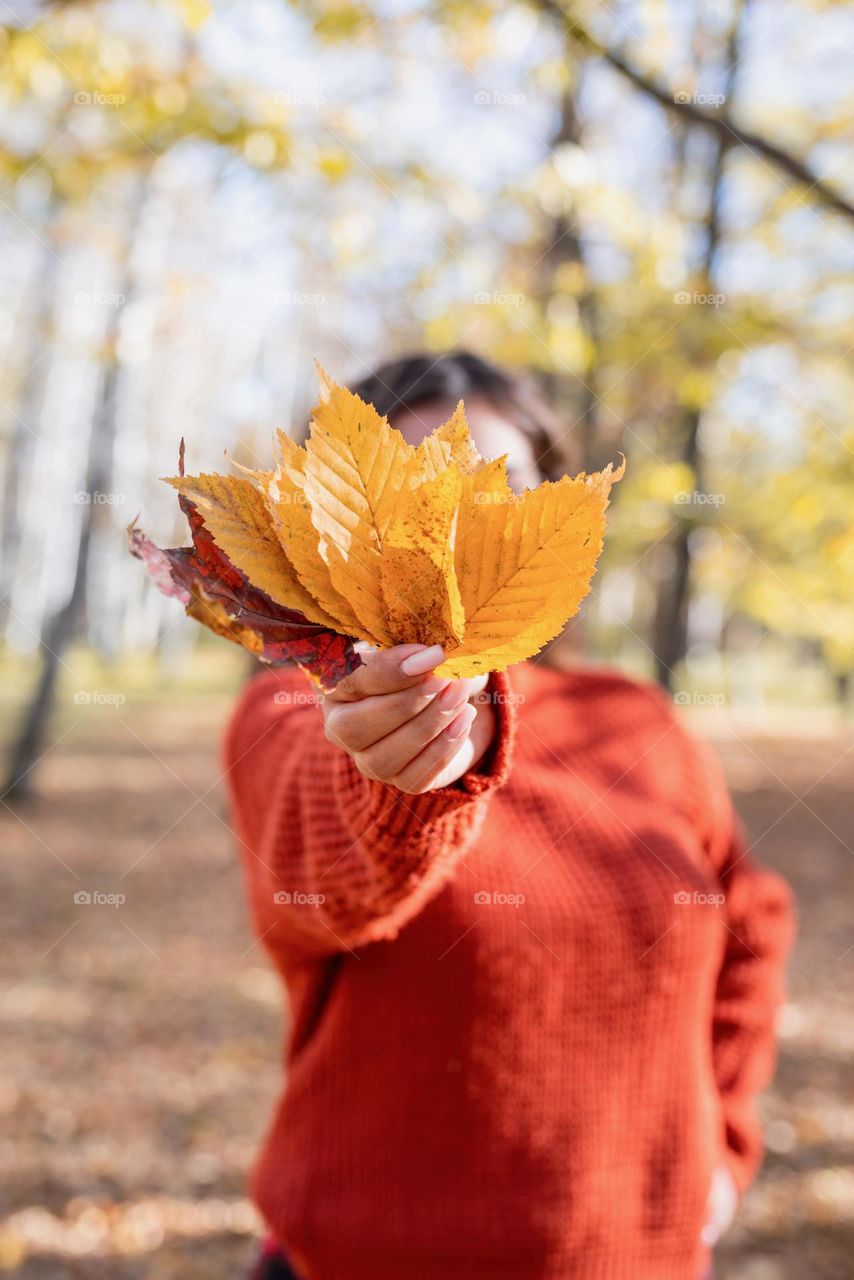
[347,351,577,480]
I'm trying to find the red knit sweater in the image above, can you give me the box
[224,661,794,1280]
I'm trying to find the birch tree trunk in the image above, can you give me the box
[3,176,147,801]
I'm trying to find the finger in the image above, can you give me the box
[354,682,474,779]
[325,676,449,752]
[325,672,489,752]
[460,674,489,701]
[327,644,446,703]
[390,704,479,794]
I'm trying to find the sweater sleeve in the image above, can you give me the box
[697,744,796,1194]
[222,666,516,959]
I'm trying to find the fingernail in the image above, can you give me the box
[438,681,468,712]
[420,675,450,697]
[446,703,476,741]
[400,645,445,676]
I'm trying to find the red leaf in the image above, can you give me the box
[128,479,362,690]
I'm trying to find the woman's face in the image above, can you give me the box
[391,396,542,494]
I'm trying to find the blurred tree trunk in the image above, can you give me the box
[652,6,745,689]
[832,669,850,707]
[3,178,146,802]
[0,203,61,629]
[536,77,601,472]
[3,360,119,800]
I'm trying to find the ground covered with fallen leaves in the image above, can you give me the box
[1,669,852,1279]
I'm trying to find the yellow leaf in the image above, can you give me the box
[302,364,417,644]
[381,465,466,649]
[435,459,625,678]
[412,401,483,478]
[163,472,338,628]
[266,432,372,641]
[145,368,625,683]
[460,453,513,511]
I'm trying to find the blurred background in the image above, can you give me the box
[0,0,852,1276]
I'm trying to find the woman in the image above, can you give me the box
[226,353,794,1280]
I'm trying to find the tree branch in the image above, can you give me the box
[535,0,854,223]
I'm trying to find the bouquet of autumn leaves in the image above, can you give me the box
[129,366,624,690]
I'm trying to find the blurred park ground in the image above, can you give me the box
[1,658,854,1278]
[0,0,852,1276]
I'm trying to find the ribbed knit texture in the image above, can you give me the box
[224,661,794,1280]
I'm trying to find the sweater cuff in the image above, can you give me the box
[455,668,517,793]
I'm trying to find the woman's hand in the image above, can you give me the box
[321,644,496,794]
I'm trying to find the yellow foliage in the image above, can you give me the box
[162,472,338,629]
[266,433,367,638]
[175,0,212,32]
[437,459,624,677]
[161,368,623,674]
[677,369,714,409]
[381,466,467,649]
[317,148,351,181]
